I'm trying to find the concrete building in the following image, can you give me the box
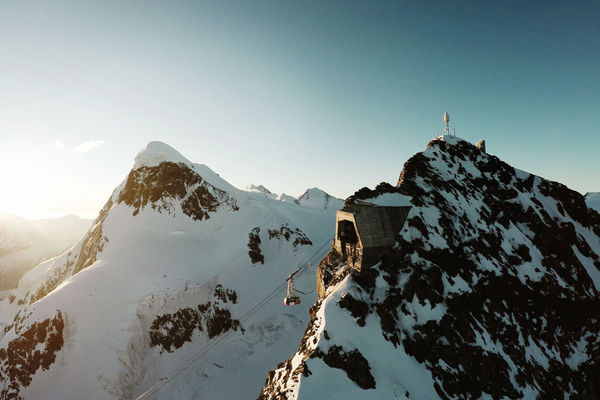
[334,201,411,271]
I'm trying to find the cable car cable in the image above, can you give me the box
[135,236,333,400]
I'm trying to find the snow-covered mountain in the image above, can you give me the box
[244,184,278,199]
[276,193,297,203]
[586,192,600,214]
[0,141,336,400]
[259,136,600,399]
[244,184,344,211]
[296,188,344,211]
[0,214,91,290]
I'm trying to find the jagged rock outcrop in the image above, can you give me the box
[268,225,312,249]
[248,227,265,264]
[259,136,600,400]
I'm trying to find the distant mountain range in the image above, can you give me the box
[243,184,344,210]
[0,214,91,290]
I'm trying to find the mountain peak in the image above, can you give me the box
[297,187,343,210]
[245,184,273,194]
[134,141,191,169]
[260,134,600,400]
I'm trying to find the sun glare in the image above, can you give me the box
[0,173,44,218]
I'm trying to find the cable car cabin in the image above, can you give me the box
[334,202,411,272]
[284,296,301,306]
[284,267,302,306]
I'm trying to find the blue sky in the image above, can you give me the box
[0,0,598,218]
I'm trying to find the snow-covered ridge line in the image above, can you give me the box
[242,184,344,211]
[260,136,600,399]
[133,141,192,169]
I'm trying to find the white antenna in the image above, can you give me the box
[443,112,450,135]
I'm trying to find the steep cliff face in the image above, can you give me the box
[259,136,600,400]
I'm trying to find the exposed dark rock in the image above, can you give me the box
[248,227,264,264]
[149,285,241,353]
[338,294,369,326]
[312,345,375,390]
[268,225,313,249]
[118,161,238,220]
[203,304,242,339]
[149,307,201,352]
[345,182,404,207]
[379,137,600,399]
[0,311,65,400]
[213,283,238,304]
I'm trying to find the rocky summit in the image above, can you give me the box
[259,136,600,400]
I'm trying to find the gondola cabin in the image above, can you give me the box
[284,267,302,306]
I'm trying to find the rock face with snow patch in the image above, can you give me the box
[149,284,241,352]
[0,311,64,399]
[118,161,239,220]
[259,136,600,400]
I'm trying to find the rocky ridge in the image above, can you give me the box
[259,136,600,400]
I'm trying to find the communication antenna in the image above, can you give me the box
[443,112,450,135]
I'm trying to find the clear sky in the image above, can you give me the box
[0,0,598,219]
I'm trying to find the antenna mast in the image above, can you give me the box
[443,112,450,135]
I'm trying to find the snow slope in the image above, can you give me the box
[0,214,91,290]
[586,192,600,214]
[0,141,336,400]
[259,136,600,399]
